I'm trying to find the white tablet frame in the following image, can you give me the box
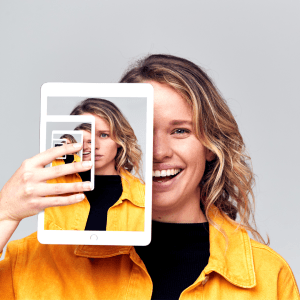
[38,82,153,246]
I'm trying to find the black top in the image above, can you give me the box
[135,221,210,300]
[79,171,123,231]
[63,154,74,165]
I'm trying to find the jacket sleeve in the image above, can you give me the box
[0,244,18,299]
[277,262,300,299]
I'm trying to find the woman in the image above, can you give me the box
[74,123,92,162]
[45,98,145,231]
[0,54,298,299]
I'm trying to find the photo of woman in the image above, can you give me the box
[45,98,145,231]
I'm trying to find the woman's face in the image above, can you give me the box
[81,113,119,175]
[82,131,92,161]
[151,81,213,223]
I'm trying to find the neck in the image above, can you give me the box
[152,186,207,223]
[152,201,207,223]
[95,167,119,175]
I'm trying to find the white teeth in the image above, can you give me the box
[154,170,160,177]
[152,169,181,177]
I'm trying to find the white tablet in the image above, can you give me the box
[38,83,153,246]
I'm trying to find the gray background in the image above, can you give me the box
[0,0,299,283]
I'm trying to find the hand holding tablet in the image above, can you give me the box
[0,143,93,252]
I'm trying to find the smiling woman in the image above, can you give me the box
[0,54,299,300]
[74,123,92,161]
[120,54,300,299]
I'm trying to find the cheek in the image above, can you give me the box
[183,140,207,176]
[106,141,119,156]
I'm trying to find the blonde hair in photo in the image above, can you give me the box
[71,98,143,180]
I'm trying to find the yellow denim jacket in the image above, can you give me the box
[0,206,299,300]
[45,165,145,231]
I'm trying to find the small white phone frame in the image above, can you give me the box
[38,82,153,246]
[52,130,84,161]
[52,139,67,159]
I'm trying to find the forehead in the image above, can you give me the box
[81,112,110,131]
[150,81,193,124]
[82,130,91,139]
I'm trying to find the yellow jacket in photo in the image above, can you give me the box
[45,165,145,231]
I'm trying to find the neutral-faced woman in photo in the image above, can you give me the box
[0,55,299,299]
[45,99,145,231]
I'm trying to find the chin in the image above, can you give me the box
[152,191,183,210]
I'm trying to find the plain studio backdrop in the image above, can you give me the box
[0,0,299,283]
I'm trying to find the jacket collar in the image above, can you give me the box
[74,206,256,288]
[202,206,256,288]
[113,168,145,208]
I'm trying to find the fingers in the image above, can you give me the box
[37,161,92,182]
[37,194,86,211]
[32,143,83,168]
[38,181,93,197]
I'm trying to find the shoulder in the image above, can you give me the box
[3,232,40,265]
[250,239,300,298]
[250,238,293,270]
[6,232,77,263]
[121,169,144,189]
[7,231,38,249]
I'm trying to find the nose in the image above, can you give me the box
[95,138,100,150]
[153,131,173,162]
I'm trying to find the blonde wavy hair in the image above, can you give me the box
[120,54,267,244]
[60,134,78,144]
[70,98,143,179]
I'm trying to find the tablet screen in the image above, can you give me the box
[38,83,153,246]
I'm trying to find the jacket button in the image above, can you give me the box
[202,275,209,285]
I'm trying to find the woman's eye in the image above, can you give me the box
[172,128,191,135]
[100,133,108,138]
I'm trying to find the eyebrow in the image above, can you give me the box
[97,130,110,133]
[169,120,193,126]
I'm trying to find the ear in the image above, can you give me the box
[205,148,215,162]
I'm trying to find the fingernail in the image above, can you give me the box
[82,161,92,168]
[73,143,82,148]
[83,182,92,190]
[76,194,85,201]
